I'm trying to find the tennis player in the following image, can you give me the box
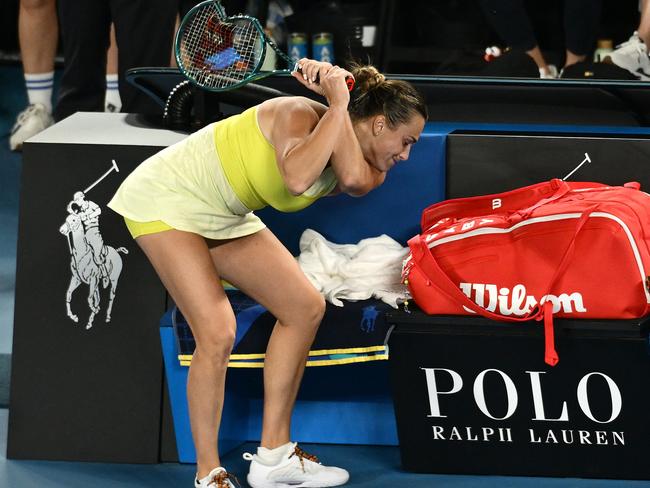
[108,58,427,488]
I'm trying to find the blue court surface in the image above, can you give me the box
[2,409,650,488]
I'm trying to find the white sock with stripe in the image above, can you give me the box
[105,74,122,112]
[25,72,54,113]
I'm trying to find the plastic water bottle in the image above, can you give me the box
[594,39,613,62]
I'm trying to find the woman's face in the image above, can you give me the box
[360,114,426,172]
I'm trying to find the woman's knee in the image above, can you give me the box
[297,290,326,328]
[188,311,236,360]
[313,293,326,323]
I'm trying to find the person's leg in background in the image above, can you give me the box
[563,0,603,68]
[478,0,557,78]
[607,0,650,79]
[54,0,111,121]
[633,0,650,45]
[110,0,177,117]
[104,24,122,113]
[9,0,57,151]
[170,13,180,68]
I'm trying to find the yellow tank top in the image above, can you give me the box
[214,106,337,212]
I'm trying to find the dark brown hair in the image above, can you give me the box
[347,63,428,127]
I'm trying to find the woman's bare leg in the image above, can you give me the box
[208,228,325,448]
[137,230,236,478]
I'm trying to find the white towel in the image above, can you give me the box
[297,229,410,308]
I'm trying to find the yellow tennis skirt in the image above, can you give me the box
[107,122,265,241]
[124,217,175,239]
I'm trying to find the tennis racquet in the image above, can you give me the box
[175,0,354,92]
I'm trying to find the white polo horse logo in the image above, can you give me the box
[59,160,128,330]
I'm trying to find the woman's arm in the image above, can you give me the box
[294,59,385,197]
[271,99,347,196]
[329,113,386,197]
[270,61,353,196]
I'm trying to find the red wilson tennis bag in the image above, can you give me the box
[403,179,650,366]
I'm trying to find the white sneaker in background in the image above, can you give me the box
[606,31,650,80]
[9,103,54,151]
[194,466,239,488]
[244,442,349,488]
[539,64,559,79]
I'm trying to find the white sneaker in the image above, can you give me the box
[607,31,650,80]
[194,466,239,488]
[9,103,54,151]
[539,64,558,79]
[244,443,349,488]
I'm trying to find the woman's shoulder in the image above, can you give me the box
[258,96,326,137]
[262,96,327,117]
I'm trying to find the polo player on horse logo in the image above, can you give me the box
[72,191,110,287]
[59,160,128,330]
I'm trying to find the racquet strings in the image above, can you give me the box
[178,5,267,89]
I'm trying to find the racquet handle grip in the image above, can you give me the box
[314,72,355,92]
[295,67,355,92]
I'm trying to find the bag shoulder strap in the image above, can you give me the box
[421,179,605,231]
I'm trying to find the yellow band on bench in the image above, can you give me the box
[124,217,174,239]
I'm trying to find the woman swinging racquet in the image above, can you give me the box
[108,58,427,488]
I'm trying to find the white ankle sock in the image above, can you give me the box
[105,74,122,112]
[256,442,292,466]
[25,72,54,113]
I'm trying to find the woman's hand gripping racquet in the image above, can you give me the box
[292,59,355,105]
[174,0,354,92]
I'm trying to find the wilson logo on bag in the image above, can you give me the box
[403,179,650,366]
[458,283,587,315]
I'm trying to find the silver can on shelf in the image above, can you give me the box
[312,32,334,63]
[288,32,308,63]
